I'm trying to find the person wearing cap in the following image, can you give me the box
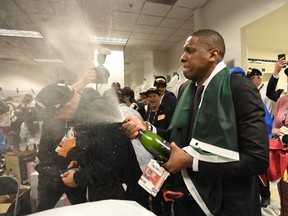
[35,68,121,211]
[247,68,276,117]
[35,78,91,211]
[144,86,173,139]
[59,90,150,209]
[143,86,174,216]
[60,86,144,205]
[154,76,177,113]
[230,66,246,77]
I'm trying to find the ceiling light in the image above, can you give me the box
[146,0,177,5]
[248,58,276,65]
[89,36,128,45]
[0,28,43,38]
[33,58,64,63]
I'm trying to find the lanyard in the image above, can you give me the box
[147,109,158,125]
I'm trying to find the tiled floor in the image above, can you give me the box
[270,182,280,204]
[261,182,281,216]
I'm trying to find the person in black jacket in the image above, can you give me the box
[122,29,269,216]
[154,76,177,113]
[34,69,99,212]
[266,57,287,102]
[35,83,88,212]
[60,87,149,208]
[142,86,174,216]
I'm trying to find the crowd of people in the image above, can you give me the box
[0,29,287,216]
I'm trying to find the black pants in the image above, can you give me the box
[152,191,172,216]
[173,195,206,216]
[37,170,87,212]
[259,180,271,199]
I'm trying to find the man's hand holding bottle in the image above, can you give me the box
[121,116,194,174]
[121,116,148,139]
[162,143,193,174]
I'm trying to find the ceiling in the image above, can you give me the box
[0,0,208,88]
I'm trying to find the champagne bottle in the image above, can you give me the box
[137,129,170,162]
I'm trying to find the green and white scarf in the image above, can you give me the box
[169,68,239,215]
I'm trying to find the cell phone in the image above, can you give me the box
[278,54,286,68]
[59,167,79,174]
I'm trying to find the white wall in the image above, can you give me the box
[143,57,154,88]
[153,51,168,77]
[90,48,124,95]
[203,0,288,63]
[166,0,288,80]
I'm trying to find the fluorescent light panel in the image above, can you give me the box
[0,28,43,38]
[89,36,127,45]
[33,58,64,63]
[248,58,276,65]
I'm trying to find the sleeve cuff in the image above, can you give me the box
[273,74,280,79]
[151,125,157,133]
[182,146,199,172]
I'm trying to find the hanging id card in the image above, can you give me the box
[138,159,170,197]
[55,127,76,158]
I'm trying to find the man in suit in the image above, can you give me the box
[122,29,269,216]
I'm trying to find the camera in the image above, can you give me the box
[91,48,111,84]
[92,66,110,84]
[280,134,288,146]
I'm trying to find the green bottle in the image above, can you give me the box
[138,129,170,162]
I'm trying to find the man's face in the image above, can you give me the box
[155,84,165,95]
[180,36,213,81]
[148,93,160,107]
[248,76,262,87]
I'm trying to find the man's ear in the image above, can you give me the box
[208,49,220,62]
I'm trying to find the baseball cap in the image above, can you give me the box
[246,68,262,78]
[35,82,75,112]
[145,86,161,96]
[230,67,246,77]
[154,76,167,87]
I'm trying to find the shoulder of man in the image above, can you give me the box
[177,80,191,99]
[168,90,176,98]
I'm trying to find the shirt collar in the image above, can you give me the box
[199,61,226,106]
[202,61,226,89]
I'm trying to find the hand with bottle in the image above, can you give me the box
[121,116,148,139]
[122,116,194,173]
[162,143,193,174]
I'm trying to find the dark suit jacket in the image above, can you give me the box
[161,90,177,112]
[196,75,269,216]
[144,104,173,141]
[266,75,283,102]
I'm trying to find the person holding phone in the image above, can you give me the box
[266,55,287,103]
[278,54,286,68]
